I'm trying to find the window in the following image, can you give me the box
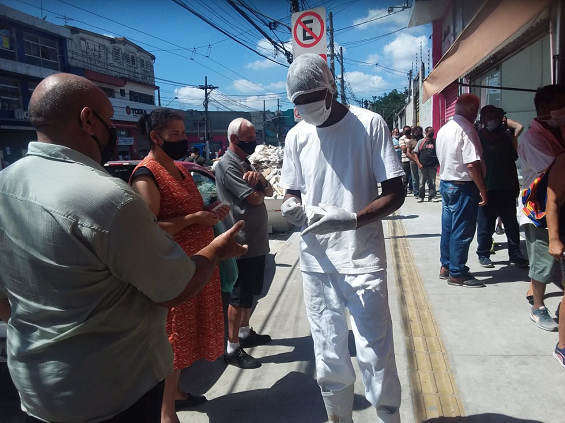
[129,90,154,105]
[0,77,20,110]
[98,86,115,98]
[123,53,137,67]
[139,57,153,72]
[113,47,121,63]
[28,81,38,98]
[23,32,59,70]
[0,25,16,61]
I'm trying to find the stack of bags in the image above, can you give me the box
[248,145,285,199]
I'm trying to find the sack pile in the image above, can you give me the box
[249,145,285,199]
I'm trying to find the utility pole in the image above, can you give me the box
[263,100,266,145]
[339,47,346,104]
[329,12,336,86]
[277,98,281,147]
[198,76,218,162]
[290,0,299,13]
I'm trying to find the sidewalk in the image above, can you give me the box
[178,196,563,423]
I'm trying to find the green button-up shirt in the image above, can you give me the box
[0,142,194,422]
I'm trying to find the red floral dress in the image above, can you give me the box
[134,157,223,369]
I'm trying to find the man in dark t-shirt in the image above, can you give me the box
[476,105,528,268]
[215,117,272,370]
[415,126,440,202]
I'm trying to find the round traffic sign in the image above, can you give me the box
[293,11,325,49]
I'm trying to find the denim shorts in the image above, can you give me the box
[524,224,558,284]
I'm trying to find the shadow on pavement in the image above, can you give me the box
[424,414,543,423]
[384,214,419,220]
[186,371,371,423]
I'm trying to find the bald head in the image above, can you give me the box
[29,73,108,130]
[29,73,115,163]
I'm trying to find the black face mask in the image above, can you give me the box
[91,111,117,165]
[428,132,434,139]
[158,137,188,160]
[414,133,424,140]
[236,136,257,156]
[404,130,411,136]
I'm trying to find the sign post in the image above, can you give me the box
[291,7,327,60]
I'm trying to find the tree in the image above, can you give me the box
[368,89,408,130]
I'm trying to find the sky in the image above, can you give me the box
[4,0,432,113]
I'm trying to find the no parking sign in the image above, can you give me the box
[291,7,327,60]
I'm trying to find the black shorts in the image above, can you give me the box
[230,255,266,309]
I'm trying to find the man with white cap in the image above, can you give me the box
[280,53,405,423]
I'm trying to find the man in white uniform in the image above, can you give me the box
[280,54,405,423]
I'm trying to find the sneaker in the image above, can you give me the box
[439,266,450,279]
[530,306,558,331]
[433,197,442,202]
[510,256,529,268]
[224,347,261,369]
[495,225,505,235]
[239,329,271,348]
[447,274,486,288]
[478,256,494,268]
[417,198,424,203]
[554,344,565,369]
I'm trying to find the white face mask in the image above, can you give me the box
[295,90,332,126]
[546,107,565,128]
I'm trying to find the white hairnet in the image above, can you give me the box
[287,54,337,102]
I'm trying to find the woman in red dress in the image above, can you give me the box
[131,109,229,423]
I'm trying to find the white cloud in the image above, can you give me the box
[245,38,292,70]
[174,86,205,108]
[245,59,279,70]
[231,78,266,93]
[352,8,410,30]
[383,33,429,71]
[265,81,286,91]
[237,93,280,111]
[345,71,388,91]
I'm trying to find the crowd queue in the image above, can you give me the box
[0,54,564,423]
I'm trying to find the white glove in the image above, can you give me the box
[302,203,357,236]
[281,197,307,227]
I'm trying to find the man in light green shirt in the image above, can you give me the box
[0,74,247,423]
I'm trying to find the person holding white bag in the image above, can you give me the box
[280,54,405,423]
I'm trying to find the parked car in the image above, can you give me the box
[104,160,289,233]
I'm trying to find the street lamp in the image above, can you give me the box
[165,96,178,107]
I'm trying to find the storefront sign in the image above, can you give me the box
[14,109,30,120]
[118,137,134,146]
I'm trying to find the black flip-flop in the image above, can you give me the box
[175,393,208,410]
[526,295,534,304]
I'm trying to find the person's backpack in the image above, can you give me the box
[520,160,555,228]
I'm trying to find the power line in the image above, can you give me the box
[171,0,288,68]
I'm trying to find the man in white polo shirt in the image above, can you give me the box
[436,93,487,288]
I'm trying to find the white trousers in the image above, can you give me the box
[302,271,401,423]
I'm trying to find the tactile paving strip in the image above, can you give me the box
[388,215,465,421]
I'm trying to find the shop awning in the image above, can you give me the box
[422,0,551,103]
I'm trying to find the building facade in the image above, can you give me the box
[409,0,560,137]
[66,27,158,159]
[0,5,71,166]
